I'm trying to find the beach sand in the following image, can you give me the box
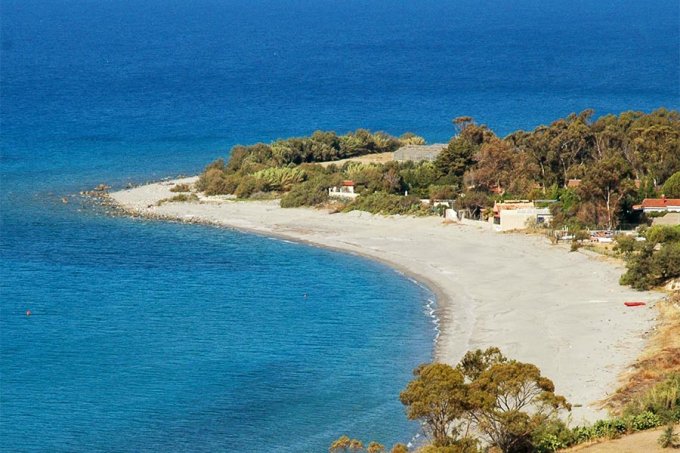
[110,177,662,423]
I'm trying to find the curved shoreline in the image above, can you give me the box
[109,176,662,423]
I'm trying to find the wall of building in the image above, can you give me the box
[499,210,536,231]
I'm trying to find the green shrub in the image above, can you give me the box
[620,242,680,290]
[532,419,575,452]
[629,411,662,430]
[571,425,596,444]
[345,192,428,216]
[646,225,680,244]
[613,234,637,255]
[280,180,329,208]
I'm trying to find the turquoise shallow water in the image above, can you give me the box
[1,0,678,451]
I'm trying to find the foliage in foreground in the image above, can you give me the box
[400,348,570,452]
[331,350,680,453]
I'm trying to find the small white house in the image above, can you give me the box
[329,180,359,199]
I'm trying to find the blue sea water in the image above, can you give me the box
[1,0,678,451]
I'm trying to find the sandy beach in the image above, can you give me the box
[110,177,662,423]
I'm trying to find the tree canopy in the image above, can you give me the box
[399,348,570,452]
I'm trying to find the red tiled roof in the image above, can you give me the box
[640,198,680,208]
[341,180,355,187]
[567,179,582,188]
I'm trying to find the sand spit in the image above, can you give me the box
[110,177,662,423]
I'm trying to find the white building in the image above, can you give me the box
[328,180,358,199]
[491,201,553,231]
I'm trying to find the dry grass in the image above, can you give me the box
[169,183,192,193]
[563,425,677,452]
[605,292,680,413]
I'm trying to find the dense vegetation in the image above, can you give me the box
[198,109,679,225]
[329,349,680,453]
[196,129,449,215]
[437,110,680,230]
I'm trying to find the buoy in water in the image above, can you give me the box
[26,309,32,317]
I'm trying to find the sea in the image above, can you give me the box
[1,0,677,451]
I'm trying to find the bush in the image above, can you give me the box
[591,418,628,439]
[234,176,267,198]
[570,229,590,251]
[197,168,239,195]
[345,192,428,216]
[532,419,575,452]
[646,225,680,244]
[280,180,329,208]
[169,183,191,193]
[613,234,637,255]
[619,228,680,289]
[429,185,457,200]
[629,411,662,430]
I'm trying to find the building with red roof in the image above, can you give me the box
[632,196,680,213]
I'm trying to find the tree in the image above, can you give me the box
[435,137,476,180]
[630,121,680,185]
[662,171,680,197]
[456,347,507,381]
[399,363,469,446]
[469,139,539,196]
[466,361,570,452]
[547,111,595,185]
[390,444,409,453]
[579,155,635,229]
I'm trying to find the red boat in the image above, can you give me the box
[624,302,646,307]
